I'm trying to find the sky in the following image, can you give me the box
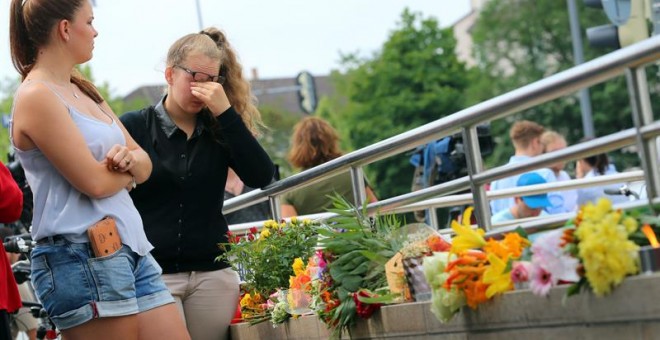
[0,0,471,97]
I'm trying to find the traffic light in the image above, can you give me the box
[585,0,650,49]
[296,71,318,114]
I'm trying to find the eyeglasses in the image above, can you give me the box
[174,65,226,84]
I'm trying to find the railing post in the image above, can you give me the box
[463,126,492,230]
[427,207,440,229]
[269,196,281,222]
[350,167,367,208]
[626,67,660,211]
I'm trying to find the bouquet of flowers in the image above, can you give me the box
[218,218,320,322]
[423,207,531,322]
[514,198,641,297]
[393,224,451,302]
[312,195,401,337]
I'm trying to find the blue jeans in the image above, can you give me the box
[30,238,174,330]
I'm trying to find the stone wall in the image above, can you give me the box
[230,273,660,339]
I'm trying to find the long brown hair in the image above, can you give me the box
[288,117,343,169]
[10,0,103,103]
[166,27,263,137]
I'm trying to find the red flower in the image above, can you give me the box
[249,227,259,234]
[227,231,237,244]
[427,235,451,252]
[352,290,381,319]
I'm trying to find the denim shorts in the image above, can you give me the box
[30,237,174,330]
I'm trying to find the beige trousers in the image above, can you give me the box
[162,268,240,340]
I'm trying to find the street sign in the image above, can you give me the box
[603,0,632,26]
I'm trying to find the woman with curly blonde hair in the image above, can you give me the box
[120,27,274,340]
[281,117,377,217]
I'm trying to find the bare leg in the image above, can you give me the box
[61,315,138,340]
[137,304,190,340]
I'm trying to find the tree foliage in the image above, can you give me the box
[258,106,300,179]
[468,0,659,169]
[323,9,470,199]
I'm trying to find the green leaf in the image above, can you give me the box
[341,275,363,292]
[346,262,370,276]
[356,293,397,304]
[360,250,390,265]
[513,226,529,239]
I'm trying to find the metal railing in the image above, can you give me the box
[224,35,660,234]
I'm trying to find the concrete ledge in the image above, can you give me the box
[230,273,660,339]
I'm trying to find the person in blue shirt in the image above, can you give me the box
[492,172,552,224]
[490,120,557,214]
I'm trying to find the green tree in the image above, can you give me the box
[468,0,659,169]
[324,9,470,199]
[258,105,300,179]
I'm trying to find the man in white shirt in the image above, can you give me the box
[490,120,557,215]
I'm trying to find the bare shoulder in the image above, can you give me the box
[14,81,68,118]
[13,81,72,150]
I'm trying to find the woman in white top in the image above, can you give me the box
[576,152,629,207]
[9,0,189,339]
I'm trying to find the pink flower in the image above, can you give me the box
[315,250,327,270]
[530,229,580,284]
[530,264,553,296]
[510,261,532,283]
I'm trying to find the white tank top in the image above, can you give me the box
[10,81,153,256]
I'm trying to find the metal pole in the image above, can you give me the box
[349,167,367,208]
[568,0,596,138]
[269,196,281,222]
[195,0,204,31]
[625,67,660,211]
[462,127,491,230]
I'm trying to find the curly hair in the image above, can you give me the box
[288,117,343,169]
[166,27,263,136]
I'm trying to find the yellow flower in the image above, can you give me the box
[240,293,253,307]
[483,233,530,260]
[575,199,639,296]
[291,216,298,225]
[482,253,512,298]
[450,207,486,253]
[264,220,277,229]
[260,228,271,239]
[292,257,305,276]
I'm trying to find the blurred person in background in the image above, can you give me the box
[489,120,558,215]
[575,151,629,206]
[0,227,36,340]
[540,130,577,213]
[0,162,23,340]
[491,172,551,224]
[224,167,271,225]
[281,116,377,217]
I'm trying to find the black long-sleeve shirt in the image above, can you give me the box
[120,98,274,273]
